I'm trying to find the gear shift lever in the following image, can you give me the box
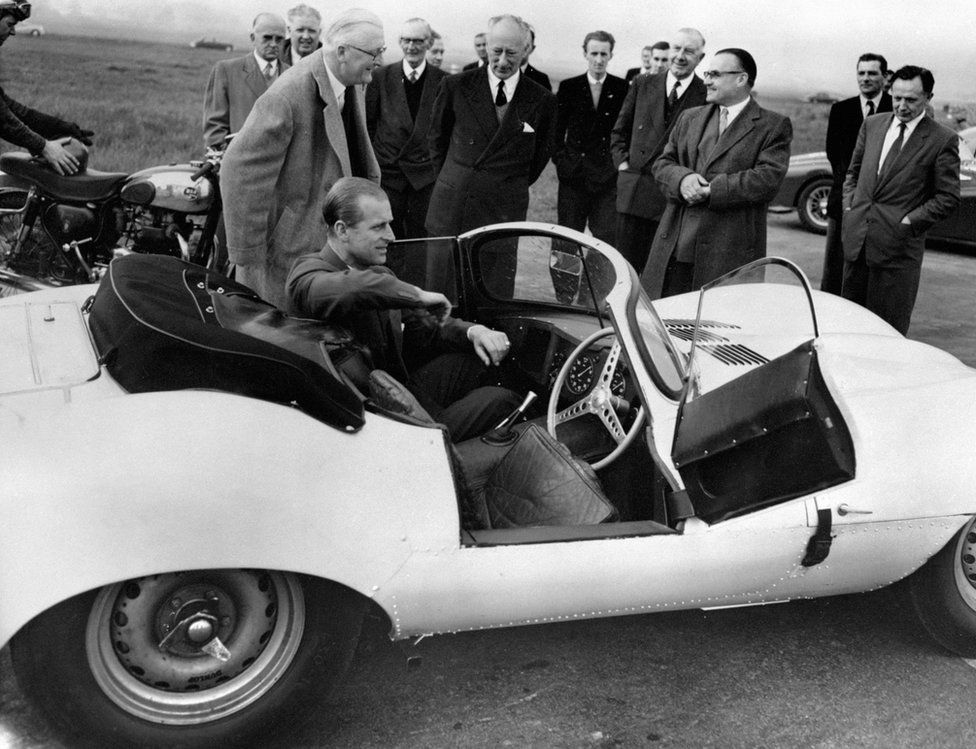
[481,391,537,445]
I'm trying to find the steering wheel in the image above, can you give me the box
[547,327,645,470]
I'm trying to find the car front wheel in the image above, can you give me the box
[910,517,976,657]
[796,178,831,234]
[11,570,365,748]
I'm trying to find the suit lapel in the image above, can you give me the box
[480,75,536,163]
[314,57,351,175]
[704,98,759,170]
[459,67,499,142]
[402,67,443,156]
[689,104,717,171]
[877,115,930,189]
[388,63,413,131]
[243,55,267,99]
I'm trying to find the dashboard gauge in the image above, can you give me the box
[548,351,567,388]
[566,353,596,395]
[611,367,627,397]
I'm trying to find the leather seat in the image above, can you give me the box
[0,152,128,202]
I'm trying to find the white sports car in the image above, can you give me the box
[2,222,975,748]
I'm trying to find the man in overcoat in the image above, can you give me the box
[641,48,792,298]
[221,8,383,309]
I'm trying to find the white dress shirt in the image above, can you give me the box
[878,112,924,173]
[487,67,520,103]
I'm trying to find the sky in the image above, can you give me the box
[32,0,976,100]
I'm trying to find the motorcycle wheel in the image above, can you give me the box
[11,570,366,749]
[0,191,62,279]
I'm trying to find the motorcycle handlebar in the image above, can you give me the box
[190,161,215,182]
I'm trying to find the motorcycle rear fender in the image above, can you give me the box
[0,389,459,648]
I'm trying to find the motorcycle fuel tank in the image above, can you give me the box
[121,165,214,214]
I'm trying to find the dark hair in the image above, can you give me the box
[715,47,757,87]
[651,40,670,52]
[582,30,615,52]
[890,64,934,94]
[857,53,888,74]
[322,177,388,233]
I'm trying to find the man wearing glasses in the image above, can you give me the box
[221,8,384,309]
[365,18,446,239]
[641,48,792,299]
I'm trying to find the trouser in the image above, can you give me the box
[821,217,845,295]
[614,213,659,275]
[383,181,434,240]
[556,180,618,246]
[409,353,522,442]
[841,251,921,336]
[660,256,695,298]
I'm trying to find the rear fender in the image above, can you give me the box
[0,390,460,647]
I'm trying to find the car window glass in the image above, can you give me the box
[677,258,818,403]
[475,234,616,312]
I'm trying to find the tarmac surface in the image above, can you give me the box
[2,212,975,748]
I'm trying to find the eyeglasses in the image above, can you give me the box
[702,70,744,80]
[399,37,427,46]
[347,44,386,62]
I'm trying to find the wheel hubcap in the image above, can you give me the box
[87,570,305,725]
[954,519,976,609]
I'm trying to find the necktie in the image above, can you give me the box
[718,107,729,135]
[495,80,507,106]
[879,122,906,179]
[665,81,680,122]
[342,86,365,177]
[590,78,602,109]
[866,100,876,117]
[263,63,275,83]
[409,69,417,83]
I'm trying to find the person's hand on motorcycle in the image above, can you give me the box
[417,289,452,323]
[467,325,511,366]
[69,124,95,146]
[41,138,81,176]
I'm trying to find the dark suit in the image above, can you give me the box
[202,54,289,148]
[462,60,484,71]
[366,62,446,239]
[553,72,628,244]
[641,98,793,298]
[841,113,960,334]
[0,85,84,155]
[821,92,892,293]
[425,67,556,236]
[522,64,552,92]
[286,245,519,441]
[625,67,647,84]
[610,73,707,272]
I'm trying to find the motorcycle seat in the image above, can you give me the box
[0,152,128,202]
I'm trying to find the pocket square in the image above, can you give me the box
[522,122,535,133]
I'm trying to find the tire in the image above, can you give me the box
[796,178,831,235]
[11,570,365,749]
[909,516,976,657]
[30,29,41,36]
[0,190,61,278]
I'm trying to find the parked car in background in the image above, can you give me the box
[191,37,233,51]
[772,128,976,246]
[15,21,43,35]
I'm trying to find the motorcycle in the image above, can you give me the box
[0,137,228,294]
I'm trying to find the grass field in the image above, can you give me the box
[0,33,888,223]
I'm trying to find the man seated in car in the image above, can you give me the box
[286,177,521,442]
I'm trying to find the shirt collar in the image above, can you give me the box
[254,52,277,73]
[487,67,520,100]
[402,58,427,79]
[323,58,349,107]
[888,111,925,137]
[586,72,606,85]
[665,71,690,94]
[722,96,751,125]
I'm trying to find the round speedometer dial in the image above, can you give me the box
[566,353,596,395]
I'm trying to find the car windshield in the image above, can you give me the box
[676,258,818,405]
[472,233,617,313]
